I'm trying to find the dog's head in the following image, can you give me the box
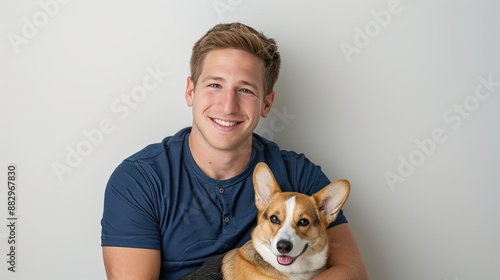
[251,162,350,274]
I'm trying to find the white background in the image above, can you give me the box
[1,0,499,279]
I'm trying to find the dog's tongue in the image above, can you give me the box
[277,255,295,265]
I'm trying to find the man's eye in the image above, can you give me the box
[240,88,253,94]
[209,84,221,88]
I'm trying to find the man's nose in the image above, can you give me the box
[219,89,239,113]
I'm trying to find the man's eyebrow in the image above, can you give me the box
[201,76,225,83]
[240,80,259,90]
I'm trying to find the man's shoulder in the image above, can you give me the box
[126,127,190,163]
[252,133,305,162]
[108,127,191,188]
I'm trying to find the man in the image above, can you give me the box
[101,22,368,279]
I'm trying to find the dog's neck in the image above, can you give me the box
[245,242,280,272]
[244,241,325,280]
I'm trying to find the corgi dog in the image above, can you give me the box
[221,162,351,280]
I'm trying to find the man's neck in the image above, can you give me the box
[188,134,252,181]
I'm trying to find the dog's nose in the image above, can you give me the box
[276,240,293,254]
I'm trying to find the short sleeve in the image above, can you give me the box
[101,160,161,250]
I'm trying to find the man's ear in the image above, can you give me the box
[185,76,195,107]
[253,162,281,211]
[261,91,275,118]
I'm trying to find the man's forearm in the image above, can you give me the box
[316,224,369,280]
[314,263,369,280]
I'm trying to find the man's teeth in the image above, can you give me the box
[214,119,238,127]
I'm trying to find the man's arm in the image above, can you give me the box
[102,247,161,280]
[314,223,369,280]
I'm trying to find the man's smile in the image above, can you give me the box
[212,118,240,127]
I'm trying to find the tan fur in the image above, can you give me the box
[222,163,350,280]
[222,241,290,280]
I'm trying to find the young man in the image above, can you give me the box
[101,22,368,279]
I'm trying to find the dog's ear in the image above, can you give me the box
[313,179,350,225]
[253,162,282,211]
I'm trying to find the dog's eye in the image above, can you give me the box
[298,218,309,227]
[270,215,280,224]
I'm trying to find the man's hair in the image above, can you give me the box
[190,22,281,96]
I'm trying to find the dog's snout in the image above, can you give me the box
[276,240,293,254]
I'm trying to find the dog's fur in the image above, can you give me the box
[220,162,350,280]
[180,163,350,280]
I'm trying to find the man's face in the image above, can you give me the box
[185,48,275,152]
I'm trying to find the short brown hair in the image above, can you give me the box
[190,22,281,96]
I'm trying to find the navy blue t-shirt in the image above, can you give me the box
[101,127,347,279]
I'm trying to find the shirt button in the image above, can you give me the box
[218,188,224,193]
[224,217,230,223]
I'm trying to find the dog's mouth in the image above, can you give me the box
[276,244,308,266]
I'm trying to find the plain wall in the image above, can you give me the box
[1,0,499,279]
